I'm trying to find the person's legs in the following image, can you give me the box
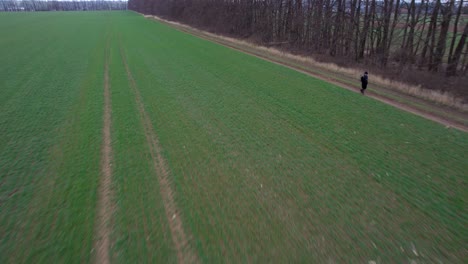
[360,84,366,94]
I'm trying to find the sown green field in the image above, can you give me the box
[0,11,467,263]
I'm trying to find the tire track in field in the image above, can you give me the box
[94,37,113,264]
[119,42,199,263]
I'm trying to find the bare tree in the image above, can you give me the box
[448,0,464,64]
[419,0,440,69]
[447,23,468,76]
[431,0,455,72]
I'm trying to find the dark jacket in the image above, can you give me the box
[361,74,368,88]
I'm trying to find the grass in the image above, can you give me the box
[0,11,467,263]
[149,15,468,114]
[0,11,108,262]
[108,29,174,262]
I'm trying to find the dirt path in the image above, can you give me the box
[119,42,199,264]
[261,59,468,133]
[94,39,113,264]
[148,16,468,133]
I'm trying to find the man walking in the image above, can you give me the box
[360,71,368,94]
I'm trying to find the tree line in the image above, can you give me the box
[128,0,468,80]
[0,0,127,12]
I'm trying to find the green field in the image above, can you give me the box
[0,11,467,263]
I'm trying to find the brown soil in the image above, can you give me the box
[94,38,113,264]
[148,16,468,133]
[119,41,199,263]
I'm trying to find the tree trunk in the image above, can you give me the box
[431,0,455,72]
[401,1,412,50]
[446,23,468,76]
[419,0,440,69]
[354,0,363,60]
[359,0,371,59]
[448,0,464,64]
[387,0,400,57]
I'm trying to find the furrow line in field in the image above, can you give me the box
[94,37,113,264]
[119,43,199,264]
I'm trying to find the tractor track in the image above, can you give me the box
[119,41,199,264]
[94,37,114,264]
